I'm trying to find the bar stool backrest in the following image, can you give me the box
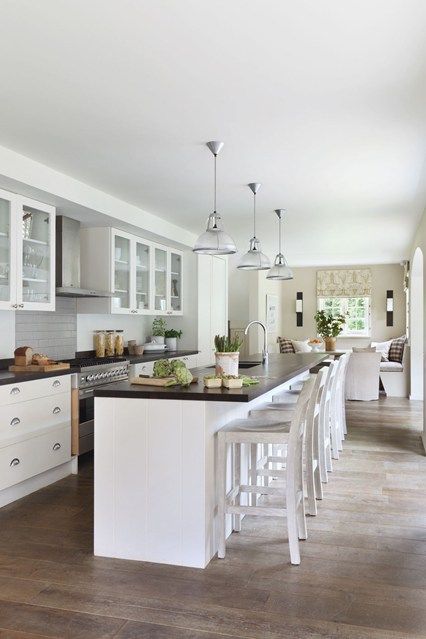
[287,376,315,495]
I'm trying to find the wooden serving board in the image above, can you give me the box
[131,376,198,386]
[9,362,71,372]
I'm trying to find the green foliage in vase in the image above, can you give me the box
[214,335,243,352]
[314,310,346,338]
[165,329,182,339]
[152,317,167,337]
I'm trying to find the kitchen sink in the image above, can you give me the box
[238,361,262,369]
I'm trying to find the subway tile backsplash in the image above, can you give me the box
[15,298,77,360]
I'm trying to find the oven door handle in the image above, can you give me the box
[79,388,94,399]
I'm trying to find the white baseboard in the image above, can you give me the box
[0,460,74,508]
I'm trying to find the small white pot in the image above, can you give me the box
[165,337,177,351]
[152,335,165,345]
[215,352,239,376]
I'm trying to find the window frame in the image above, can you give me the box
[317,296,371,338]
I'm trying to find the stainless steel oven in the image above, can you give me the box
[72,358,129,454]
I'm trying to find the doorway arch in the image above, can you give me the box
[410,247,423,400]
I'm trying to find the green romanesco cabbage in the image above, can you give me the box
[153,359,172,378]
[174,366,193,387]
[170,359,186,373]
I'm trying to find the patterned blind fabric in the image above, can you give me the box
[317,269,372,298]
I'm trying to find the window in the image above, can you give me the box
[318,296,371,337]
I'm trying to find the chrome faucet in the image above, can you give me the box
[244,320,269,365]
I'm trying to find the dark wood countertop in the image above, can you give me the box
[0,368,76,386]
[94,353,326,402]
[126,350,199,364]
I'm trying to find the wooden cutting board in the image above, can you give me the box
[9,362,71,372]
[131,376,198,387]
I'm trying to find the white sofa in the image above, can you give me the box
[379,345,410,398]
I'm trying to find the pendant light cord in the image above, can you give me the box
[214,153,217,214]
[253,192,256,238]
[279,214,282,254]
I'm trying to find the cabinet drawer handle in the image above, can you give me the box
[10,458,20,467]
[10,387,20,396]
[52,443,61,451]
[52,406,61,414]
[52,380,61,388]
[10,417,20,427]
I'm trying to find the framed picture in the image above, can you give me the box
[266,294,279,333]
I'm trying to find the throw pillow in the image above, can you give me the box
[291,339,312,353]
[371,339,392,361]
[352,346,377,353]
[277,337,295,354]
[388,335,406,363]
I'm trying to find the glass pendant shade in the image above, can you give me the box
[193,141,237,255]
[193,212,237,255]
[237,182,271,270]
[266,209,293,280]
[238,237,271,270]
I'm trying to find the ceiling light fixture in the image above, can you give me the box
[237,182,271,270]
[193,141,237,255]
[266,209,293,280]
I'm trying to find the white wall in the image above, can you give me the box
[229,262,406,355]
[0,311,15,358]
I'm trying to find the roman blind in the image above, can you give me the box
[317,269,372,298]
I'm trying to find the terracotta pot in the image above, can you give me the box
[215,352,239,376]
[324,337,336,352]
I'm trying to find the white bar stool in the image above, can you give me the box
[217,377,314,565]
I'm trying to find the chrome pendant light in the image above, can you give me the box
[266,209,293,280]
[237,182,271,270]
[193,141,237,255]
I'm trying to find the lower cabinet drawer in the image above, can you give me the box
[0,426,71,491]
[0,375,71,407]
[0,392,71,446]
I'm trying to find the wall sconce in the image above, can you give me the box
[386,290,394,327]
[296,292,303,327]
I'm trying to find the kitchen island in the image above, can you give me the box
[93,353,325,568]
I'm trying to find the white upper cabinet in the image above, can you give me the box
[79,227,183,316]
[0,189,55,312]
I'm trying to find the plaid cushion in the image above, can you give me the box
[277,337,295,354]
[388,336,406,363]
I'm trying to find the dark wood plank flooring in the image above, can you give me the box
[0,398,424,638]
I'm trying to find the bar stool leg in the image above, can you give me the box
[233,443,241,532]
[250,443,258,506]
[217,434,227,559]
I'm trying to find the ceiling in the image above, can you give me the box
[0,0,425,265]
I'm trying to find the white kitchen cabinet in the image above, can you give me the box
[197,255,228,367]
[0,375,72,496]
[79,227,183,316]
[0,189,55,312]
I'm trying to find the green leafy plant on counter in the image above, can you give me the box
[152,317,167,337]
[152,358,193,387]
[214,335,243,353]
[314,310,346,338]
[165,329,183,339]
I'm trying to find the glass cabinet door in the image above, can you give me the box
[154,247,167,312]
[170,251,182,313]
[19,202,54,310]
[0,191,16,309]
[112,233,131,313]
[135,240,151,312]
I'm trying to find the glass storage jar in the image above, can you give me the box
[115,330,124,356]
[94,330,106,358]
[105,330,115,357]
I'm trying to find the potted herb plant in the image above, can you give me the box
[151,317,167,345]
[214,334,243,376]
[164,328,182,351]
[314,310,346,352]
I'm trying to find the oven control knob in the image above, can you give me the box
[87,374,94,381]
[93,374,100,380]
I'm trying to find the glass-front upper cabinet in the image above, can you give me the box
[170,251,182,313]
[135,240,151,313]
[17,197,55,311]
[0,189,17,310]
[112,231,132,313]
[154,247,167,312]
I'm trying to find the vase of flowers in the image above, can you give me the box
[314,310,346,352]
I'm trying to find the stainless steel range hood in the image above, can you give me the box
[55,216,113,298]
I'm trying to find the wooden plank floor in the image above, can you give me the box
[0,398,424,638]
